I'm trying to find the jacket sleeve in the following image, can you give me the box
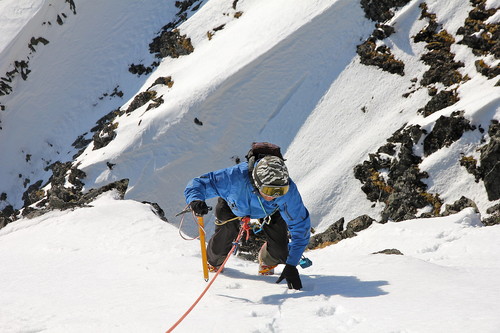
[279,181,311,266]
[184,167,233,204]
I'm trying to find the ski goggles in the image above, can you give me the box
[259,184,289,198]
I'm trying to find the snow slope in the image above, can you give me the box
[1,194,499,332]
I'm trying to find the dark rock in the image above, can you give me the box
[356,39,405,76]
[483,203,500,226]
[441,196,478,216]
[457,1,499,58]
[414,6,465,87]
[68,167,86,190]
[418,90,460,117]
[142,201,168,222]
[82,178,129,203]
[149,76,174,89]
[0,216,8,228]
[355,124,444,222]
[92,122,117,150]
[72,133,92,149]
[479,121,500,200]
[128,64,153,76]
[360,0,411,22]
[372,24,395,40]
[175,0,203,14]
[307,215,375,249]
[373,249,404,255]
[28,37,49,52]
[22,180,44,206]
[346,215,375,234]
[475,60,500,79]
[2,204,14,217]
[149,29,194,59]
[146,96,164,111]
[126,91,157,113]
[91,109,121,133]
[423,113,473,156]
[307,218,345,250]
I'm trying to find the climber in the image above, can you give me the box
[184,148,310,290]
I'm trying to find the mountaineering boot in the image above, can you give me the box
[208,263,223,273]
[258,242,277,275]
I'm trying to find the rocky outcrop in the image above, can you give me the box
[307,215,375,250]
[354,125,443,222]
[423,112,474,156]
[457,0,499,59]
[356,1,415,76]
[357,38,405,76]
[360,0,411,22]
[441,196,478,216]
[149,29,194,59]
[413,4,466,117]
[484,204,500,226]
[478,121,500,200]
[459,120,500,201]
[20,161,129,219]
[373,249,403,255]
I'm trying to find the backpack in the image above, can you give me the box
[245,142,285,187]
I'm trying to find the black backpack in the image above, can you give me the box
[245,142,285,187]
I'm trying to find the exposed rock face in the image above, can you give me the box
[354,125,443,222]
[307,215,375,250]
[149,29,194,59]
[423,112,474,156]
[479,121,500,200]
[484,204,500,226]
[126,91,158,114]
[459,121,500,201]
[441,196,478,216]
[360,0,411,22]
[418,90,460,117]
[457,0,499,58]
[373,249,403,255]
[357,38,405,76]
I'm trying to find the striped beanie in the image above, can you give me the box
[253,156,289,187]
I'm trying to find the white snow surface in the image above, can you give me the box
[1,194,499,332]
[0,0,499,332]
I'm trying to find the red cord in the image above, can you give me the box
[166,219,249,332]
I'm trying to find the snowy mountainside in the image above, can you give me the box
[0,0,500,332]
[0,0,498,232]
[1,194,499,332]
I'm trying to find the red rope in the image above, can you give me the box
[166,218,250,333]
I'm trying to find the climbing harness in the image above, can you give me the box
[166,217,251,332]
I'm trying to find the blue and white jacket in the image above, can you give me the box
[184,162,311,266]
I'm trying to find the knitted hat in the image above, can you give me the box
[253,156,289,188]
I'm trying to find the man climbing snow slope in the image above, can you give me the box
[184,143,311,290]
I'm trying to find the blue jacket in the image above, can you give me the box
[184,162,311,266]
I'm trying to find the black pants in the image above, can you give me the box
[207,197,289,267]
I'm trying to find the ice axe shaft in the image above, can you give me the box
[197,216,209,281]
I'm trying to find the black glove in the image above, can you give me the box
[276,264,302,290]
[189,200,209,216]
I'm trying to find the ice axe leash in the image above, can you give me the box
[166,216,250,332]
[175,205,213,280]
